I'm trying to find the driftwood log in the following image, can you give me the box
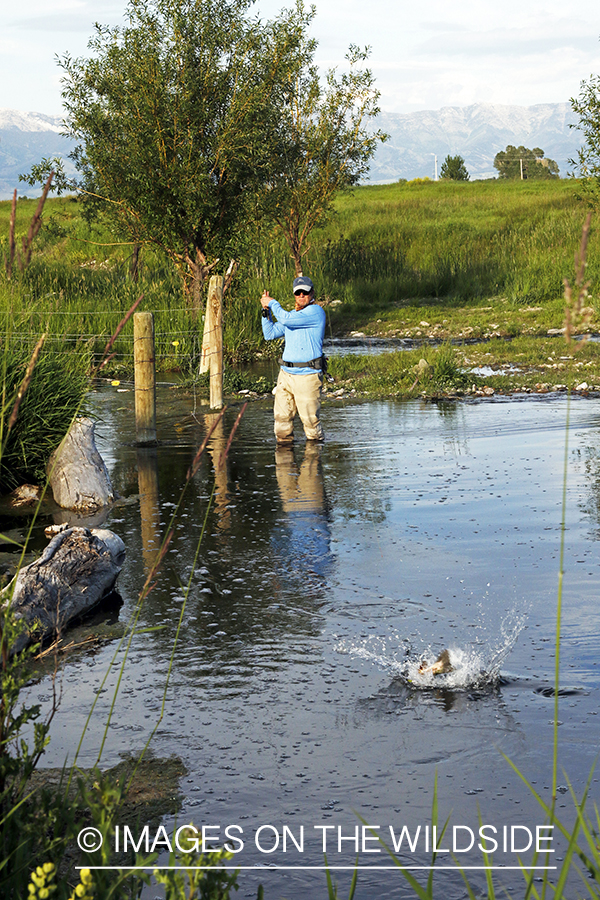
[48,417,114,511]
[3,525,125,653]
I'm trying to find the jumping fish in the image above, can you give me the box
[418,648,454,676]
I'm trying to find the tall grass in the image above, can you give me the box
[0,196,197,372]
[245,179,598,314]
[0,337,89,491]
[1,180,598,368]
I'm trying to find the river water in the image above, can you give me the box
[23,387,600,899]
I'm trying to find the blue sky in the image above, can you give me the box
[2,0,600,116]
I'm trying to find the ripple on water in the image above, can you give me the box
[18,391,600,900]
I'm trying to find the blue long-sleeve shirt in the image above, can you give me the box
[262,299,326,376]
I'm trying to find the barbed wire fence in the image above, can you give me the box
[0,307,207,375]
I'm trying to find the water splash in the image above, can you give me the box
[406,646,486,688]
[335,609,528,690]
[485,608,529,676]
[335,634,410,678]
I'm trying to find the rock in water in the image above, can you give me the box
[2,526,125,653]
[48,417,114,511]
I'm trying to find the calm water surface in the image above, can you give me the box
[25,388,600,899]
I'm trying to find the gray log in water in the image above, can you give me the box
[48,417,114,510]
[2,526,125,653]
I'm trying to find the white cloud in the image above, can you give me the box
[9,13,107,32]
[1,0,599,115]
[417,25,595,59]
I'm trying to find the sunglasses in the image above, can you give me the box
[294,290,312,296]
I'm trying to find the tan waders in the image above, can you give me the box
[274,368,324,443]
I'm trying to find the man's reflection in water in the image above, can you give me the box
[272,443,332,594]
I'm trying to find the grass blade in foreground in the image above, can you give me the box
[356,770,451,900]
[69,404,248,897]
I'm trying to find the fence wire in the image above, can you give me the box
[0,309,207,363]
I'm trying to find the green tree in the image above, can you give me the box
[261,43,387,275]
[439,154,469,181]
[19,156,75,196]
[570,72,600,204]
[493,145,559,180]
[56,0,312,312]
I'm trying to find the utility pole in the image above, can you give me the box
[520,158,524,180]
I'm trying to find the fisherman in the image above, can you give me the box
[260,276,326,444]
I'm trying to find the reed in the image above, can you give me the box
[0,336,89,491]
[0,399,251,898]
[0,294,250,896]
[0,329,90,897]
[5,191,16,280]
[60,404,250,900]
[18,172,54,271]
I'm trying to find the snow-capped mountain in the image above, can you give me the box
[0,109,64,133]
[0,101,585,199]
[371,101,583,182]
[0,109,75,199]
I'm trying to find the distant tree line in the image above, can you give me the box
[408,147,560,184]
[493,145,559,180]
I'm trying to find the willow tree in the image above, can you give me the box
[58,0,312,311]
[261,43,387,276]
[571,71,600,205]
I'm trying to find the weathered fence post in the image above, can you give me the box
[137,446,160,568]
[199,291,213,376]
[134,311,157,445]
[206,275,223,410]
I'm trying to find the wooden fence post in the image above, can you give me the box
[199,292,214,375]
[207,275,224,410]
[134,311,157,445]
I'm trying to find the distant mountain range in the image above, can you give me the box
[0,101,584,198]
[0,109,76,199]
[371,101,582,182]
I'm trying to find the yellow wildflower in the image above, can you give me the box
[69,868,94,900]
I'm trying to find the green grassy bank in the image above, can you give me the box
[1,178,597,394]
